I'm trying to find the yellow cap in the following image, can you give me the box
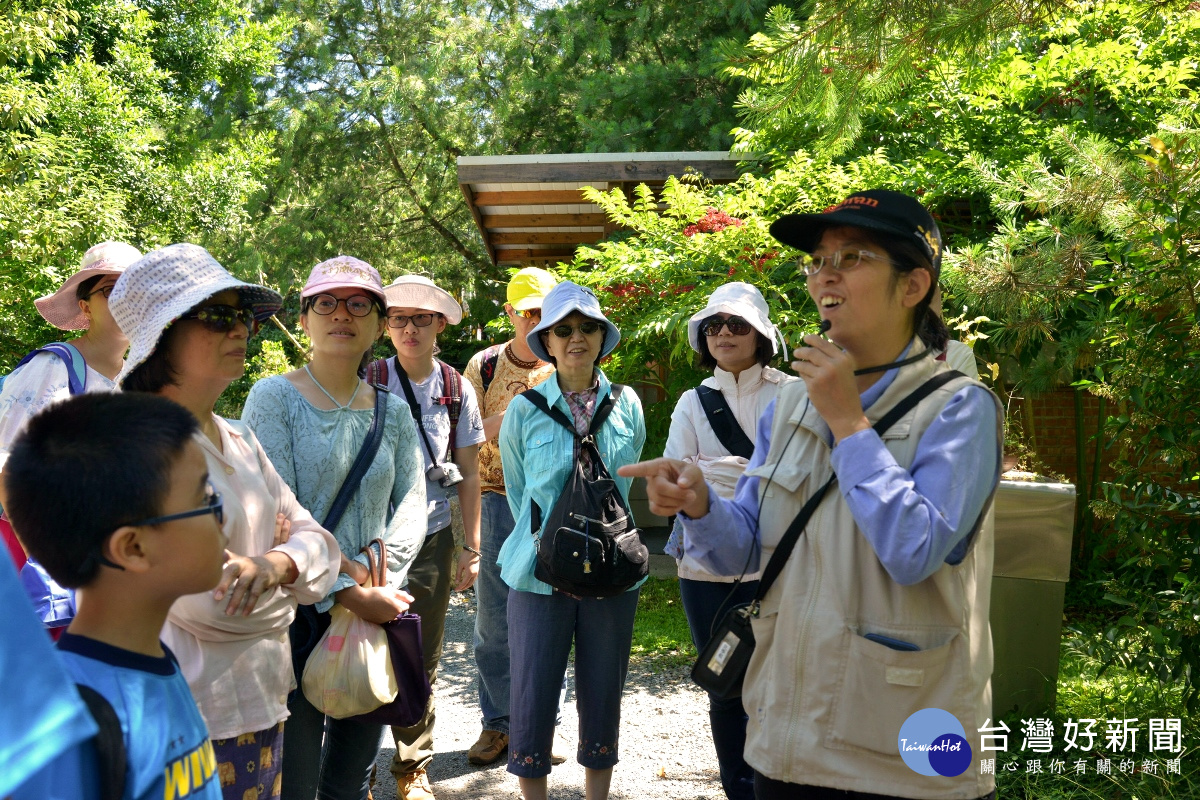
[507,267,558,310]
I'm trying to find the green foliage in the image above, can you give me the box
[0,0,285,367]
[629,577,693,669]
[511,0,777,152]
[554,152,897,456]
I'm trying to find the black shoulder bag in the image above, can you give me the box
[695,385,755,460]
[289,385,389,686]
[691,371,964,699]
[521,386,650,597]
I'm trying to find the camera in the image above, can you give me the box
[426,462,464,489]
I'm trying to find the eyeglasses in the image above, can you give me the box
[86,285,115,300]
[517,308,541,320]
[551,321,602,338]
[180,305,258,335]
[308,294,377,318]
[800,249,887,277]
[131,485,225,529]
[386,313,440,329]
[700,316,753,337]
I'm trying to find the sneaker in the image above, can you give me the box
[398,769,435,800]
[550,747,568,766]
[467,729,509,766]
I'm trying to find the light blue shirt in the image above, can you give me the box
[242,376,427,610]
[0,558,96,799]
[682,358,1000,586]
[497,370,647,594]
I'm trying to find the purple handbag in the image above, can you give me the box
[350,539,432,727]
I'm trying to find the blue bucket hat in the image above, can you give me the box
[527,281,621,363]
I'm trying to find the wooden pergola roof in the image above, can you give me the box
[457,152,744,267]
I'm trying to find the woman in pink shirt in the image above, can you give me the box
[110,244,343,800]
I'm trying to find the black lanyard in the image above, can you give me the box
[392,358,445,467]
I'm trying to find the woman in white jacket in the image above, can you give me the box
[662,282,793,800]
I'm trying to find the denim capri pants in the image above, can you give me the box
[506,586,640,778]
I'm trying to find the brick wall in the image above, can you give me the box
[1006,387,1109,488]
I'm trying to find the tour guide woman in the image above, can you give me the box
[111,244,341,799]
[498,281,645,800]
[621,190,1002,800]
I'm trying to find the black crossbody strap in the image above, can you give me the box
[322,386,388,533]
[753,370,967,605]
[696,385,754,459]
[392,358,444,467]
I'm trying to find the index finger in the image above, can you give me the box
[616,457,680,480]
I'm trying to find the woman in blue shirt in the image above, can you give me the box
[242,256,427,800]
[623,191,1002,800]
[498,281,645,800]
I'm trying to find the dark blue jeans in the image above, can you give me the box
[507,587,640,778]
[680,577,759,800]
[279,676,386,800]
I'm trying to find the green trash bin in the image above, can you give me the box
[989,479,1076,717]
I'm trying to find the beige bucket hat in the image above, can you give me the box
[382,275,463,324]
[35,241,143,330]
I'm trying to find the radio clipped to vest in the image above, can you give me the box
[521,386,649,597]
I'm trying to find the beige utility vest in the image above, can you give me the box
[740,346,1001,799]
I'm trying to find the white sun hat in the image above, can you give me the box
[109,243,283,385]
[34,241,143,330]
[382,275,463,324]
[686,282,782,355]
[526,281,621,363]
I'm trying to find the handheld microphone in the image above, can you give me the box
[818,319,831,336]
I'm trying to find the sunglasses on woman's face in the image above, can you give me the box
[700,316,753,337]
[551,321,603,338]
[86,285,115,300]
[181,305,259,336]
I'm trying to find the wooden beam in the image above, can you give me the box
[482,213,608,228]
[459,158,742,185]
[458,183,496,266]
[471,190,594,206]
[490,232,604,245]
[495,248,578,262]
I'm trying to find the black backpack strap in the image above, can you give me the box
[480,345,502,395]
[752,370,969,608]
[695,385,754,459]
[520,389,576,435]
[520,384,625,440]
[76,684,126,800]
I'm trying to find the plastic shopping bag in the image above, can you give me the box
[302,603,398,718]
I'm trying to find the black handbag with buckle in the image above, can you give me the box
[521,386,649,597]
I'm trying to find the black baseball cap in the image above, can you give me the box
[769,189,942,275]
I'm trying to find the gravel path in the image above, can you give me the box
[370,589,725,800]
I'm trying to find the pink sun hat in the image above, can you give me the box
[34,241,143,330]
[302,255,386,304]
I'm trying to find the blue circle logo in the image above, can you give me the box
[898,708,972,777]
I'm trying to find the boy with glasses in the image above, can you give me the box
[461,267,561,767]
[6,392,227,800]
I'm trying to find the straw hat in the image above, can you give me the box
[110,244,283,385]
[34,241,142,330]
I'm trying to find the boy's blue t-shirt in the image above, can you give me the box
[14,633,221,800]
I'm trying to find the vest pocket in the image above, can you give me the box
[826,627,969,756]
